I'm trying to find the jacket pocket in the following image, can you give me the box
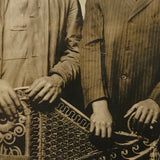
[3,27,28,60]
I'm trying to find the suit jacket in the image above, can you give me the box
[0,0,82,88]
[80,0,160,118]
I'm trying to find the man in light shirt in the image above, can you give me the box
[0,0,82,120]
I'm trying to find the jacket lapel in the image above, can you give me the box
[128,0,153,21]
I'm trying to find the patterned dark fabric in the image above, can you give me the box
[80,0,160,117]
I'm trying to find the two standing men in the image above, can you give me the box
[81,0,160,138]
[0,0,160,142]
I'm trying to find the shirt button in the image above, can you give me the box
[121,74,127,80]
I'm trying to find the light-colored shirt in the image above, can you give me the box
[1,0,47,88]
[0,0,81,89]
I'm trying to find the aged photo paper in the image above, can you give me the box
[0,0,160,160]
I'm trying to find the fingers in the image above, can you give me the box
[0,80,21,119]
[0,97,13,120]
[128,99,160,133]
[28,81,45,98]
[3,93,17,117]
[49,90,59,103]
[95,122,100,136]
[38,87,60,104]
[135,108,147,133]
[124,104,138,118]
[90,118,95,133]
[39,88,55,103]
[25,79,39,93]
[92,122,112,138]
[0,90,20,120]
[107,126,112,138]
[138,108,148,123]
[134,106,142,120]
[133,106,148,131]
[151,112,159,124]
[27,77,62,104]
[8,89,20,107]
[144,110,153,124]
[134,106,148,124]
[90,114,112,138]
[135,107,158,125]
[101,122,106,138]
[33,84,52,102]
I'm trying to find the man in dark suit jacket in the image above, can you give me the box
[80,0,160,138]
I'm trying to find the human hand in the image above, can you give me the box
[124,99,160,131]
[90,100,113,138]
[26,75,63,104]
[0,80,20,120]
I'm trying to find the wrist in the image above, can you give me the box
[50,74,65,88]
[92,99,109,113]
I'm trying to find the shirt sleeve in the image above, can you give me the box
[49,0,83,87]
[80,0,107,108]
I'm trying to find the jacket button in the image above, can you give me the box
[121,74,127,80]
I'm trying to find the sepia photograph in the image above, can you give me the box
[0,0,160,159]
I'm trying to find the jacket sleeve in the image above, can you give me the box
[49,0,82,87]
[150,82,160,106]
[80,0,107,108]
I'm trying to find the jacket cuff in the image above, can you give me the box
[83,85,107,109]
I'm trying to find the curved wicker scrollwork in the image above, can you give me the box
[0,87,159,160]
[0,87,30,160]
[110,113,160,160]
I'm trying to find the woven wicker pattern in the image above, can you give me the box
[0,87,159,160]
